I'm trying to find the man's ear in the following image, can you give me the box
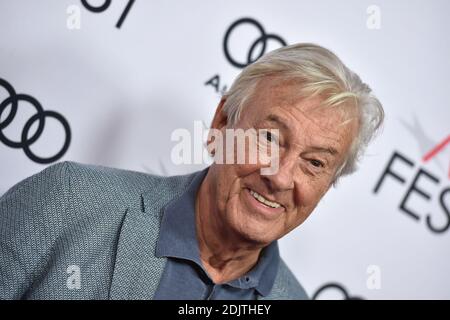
[210,97,228,130]
[207,98,229,157]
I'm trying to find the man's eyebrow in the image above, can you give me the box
[305,146,339,156]
[264,114,339,156]
[265,114,289,130]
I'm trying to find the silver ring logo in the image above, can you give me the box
[0,78,71,164]
[223,17,287,69]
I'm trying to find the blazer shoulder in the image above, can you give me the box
[1,160,71,199]
[0,160,186,299]
[2,160,162,200]
[0,161,75,298]
[1,160,197,220]
[64,161,197,212]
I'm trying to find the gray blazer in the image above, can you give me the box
[0,161,308,300]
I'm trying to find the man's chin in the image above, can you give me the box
[232,223,279,246]
[227,201,281,245]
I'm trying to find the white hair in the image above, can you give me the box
[222,43,384,181]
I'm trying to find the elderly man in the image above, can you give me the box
[0,43,383,300]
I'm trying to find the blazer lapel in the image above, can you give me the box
[109,172,199,300]
[109,197,167,300]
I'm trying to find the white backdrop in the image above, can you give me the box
[0,0,449,299]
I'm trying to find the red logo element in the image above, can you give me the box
[422,135,450,179]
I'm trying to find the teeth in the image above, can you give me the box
[249,189,281,209]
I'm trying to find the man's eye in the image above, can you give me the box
[259,129,279,145]
[310,159,324,168]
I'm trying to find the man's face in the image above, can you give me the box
[207,77,358,246]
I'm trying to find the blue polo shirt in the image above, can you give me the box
[153,168,280,300]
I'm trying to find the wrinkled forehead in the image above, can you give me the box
[245,76,359,128]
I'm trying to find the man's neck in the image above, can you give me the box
[195,171,263,284]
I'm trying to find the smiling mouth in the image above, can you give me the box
[248,189,283,209]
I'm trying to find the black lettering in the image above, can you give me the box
[205,75,221,93]
[81,0,111,13]
[81,0,134,29]
[426,187,450,233]
[400,168,439,221]
[373,151,414,193]
[116,0,135,29]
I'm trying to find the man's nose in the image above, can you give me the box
[261,154,296,192]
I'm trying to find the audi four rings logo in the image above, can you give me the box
[0,78,71,164]
[312,283,364,300]
[223,17,287,69]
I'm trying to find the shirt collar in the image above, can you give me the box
[155,167,207,266]
[155,167,280,297]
